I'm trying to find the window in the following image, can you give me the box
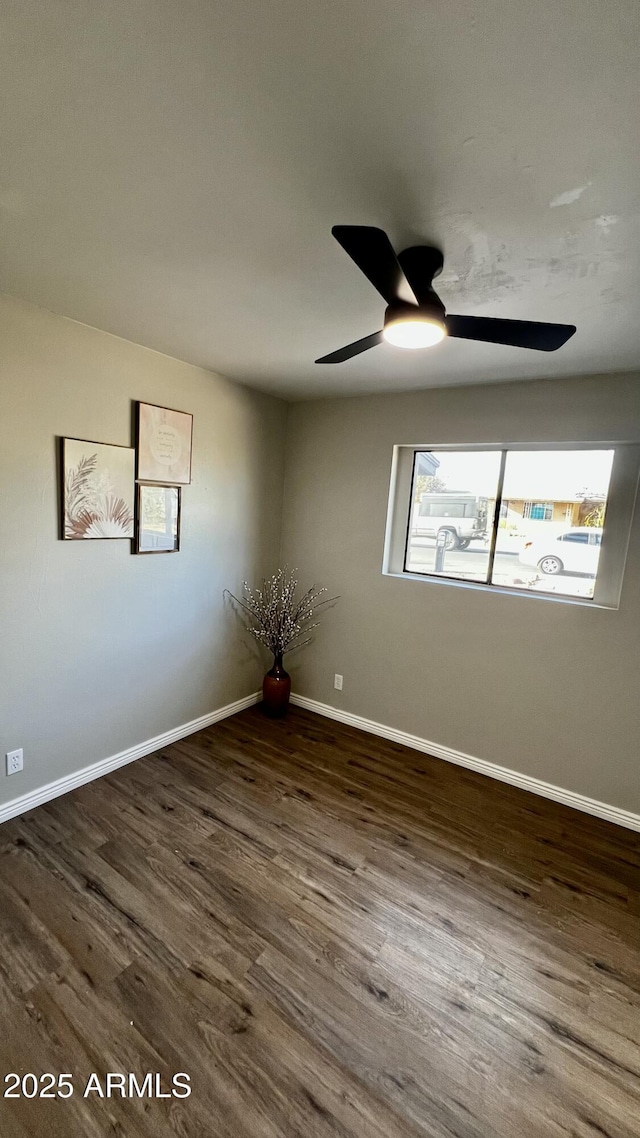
[560,532,589,544]
[405,450,502,584]
[523,501,553,521]
[384,444,639,607]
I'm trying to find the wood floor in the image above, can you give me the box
[0,707,638,1138]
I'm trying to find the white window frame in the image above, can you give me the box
[382,443,640,609]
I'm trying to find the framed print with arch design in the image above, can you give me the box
[136,402,193,485]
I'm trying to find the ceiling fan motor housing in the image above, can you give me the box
[398,244,444,287]
[384,296,445,330]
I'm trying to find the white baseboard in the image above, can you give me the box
[290,694,640,833]
[0,691,261,826]
[3,689,638,835]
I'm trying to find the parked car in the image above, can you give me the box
[412,493,489,549]
[519,527,603,576]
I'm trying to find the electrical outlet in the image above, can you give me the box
[334,674,343,691]
[6,748,23,775]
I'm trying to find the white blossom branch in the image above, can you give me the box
[224,568,338,660]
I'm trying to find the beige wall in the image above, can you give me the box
[281,373,640,814]
[0,296,286,807]
[3,297,638,819]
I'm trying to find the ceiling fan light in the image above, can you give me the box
[383,317,445,349]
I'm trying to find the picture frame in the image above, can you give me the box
[136,401,193,484]
[135,483,181,554]
[61,437,135,540]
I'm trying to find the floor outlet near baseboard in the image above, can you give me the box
[334,674,343,691]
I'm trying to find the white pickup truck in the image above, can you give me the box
[411,493,490,550]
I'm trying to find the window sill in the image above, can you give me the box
[382,570,618,609]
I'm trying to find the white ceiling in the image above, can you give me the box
[1,0,639,400]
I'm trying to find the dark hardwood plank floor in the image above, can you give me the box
[0,706,638,1137]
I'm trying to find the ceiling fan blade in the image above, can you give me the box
[315,330,384,364]
[331,226,416,305]
[445,315,576,352]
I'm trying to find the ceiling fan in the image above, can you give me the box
[315,226,576,364]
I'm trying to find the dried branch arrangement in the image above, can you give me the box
[225,568,338,662]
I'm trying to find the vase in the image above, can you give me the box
[262,654,291,718]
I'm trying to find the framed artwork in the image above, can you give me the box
[136,402,193,484]
[62,438,135,540]
[135,484,181,554]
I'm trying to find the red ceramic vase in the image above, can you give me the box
[262,655,291,717]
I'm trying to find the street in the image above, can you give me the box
[405,537,595,597]
[406,539,522,580]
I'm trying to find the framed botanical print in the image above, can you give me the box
[136,402,193,484]
[135,484,181,553]
[62,438,135,539]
